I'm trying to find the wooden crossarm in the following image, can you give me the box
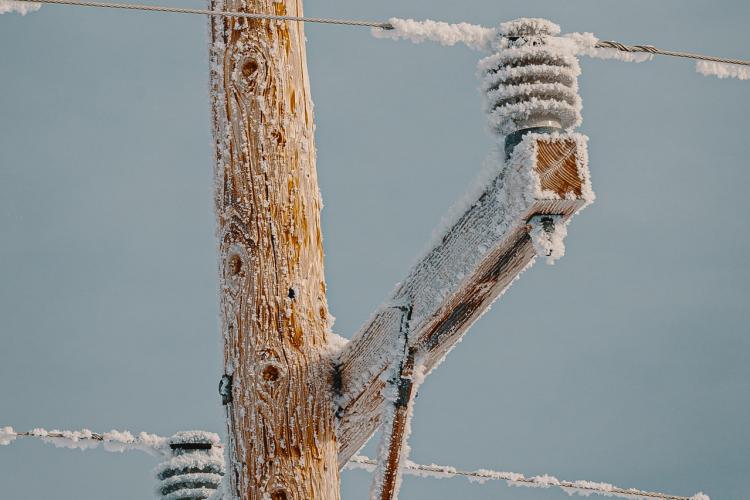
[335,134,594,467]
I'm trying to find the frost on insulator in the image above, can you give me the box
[528,215,568,265]
[372,18,496,51]
[480,18,583,136]
[0,0,40,14]
[154,432,224,500]
[695,60,750,80]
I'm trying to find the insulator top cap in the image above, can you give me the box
[498,18,561,37]
[168,431,221,448]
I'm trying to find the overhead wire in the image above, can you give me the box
[595,40,750,67]
[10,0,750,69]
[1,428,706,500]
[1,427,172,456]
[9,0,395,28]
[346,455,707,500]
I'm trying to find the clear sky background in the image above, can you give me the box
[1,1,749,499]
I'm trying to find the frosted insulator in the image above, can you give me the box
[154,432,224,500]
[479,18,582,138]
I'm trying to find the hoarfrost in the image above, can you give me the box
[528,215,568,265]
[0,426,17,445]
[695,60,750,80]
[499,17,560,38]
[345,455,709,500]
[322,331,349,361]
[372,17,653,65]
[562,32,653,63]
[1,426,170,456]
[372,18,496,51]
[0,0,40,14]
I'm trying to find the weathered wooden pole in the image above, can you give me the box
[208,1,340,498]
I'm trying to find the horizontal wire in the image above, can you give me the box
[346,455,705,500]
[10,0,395,29]
[595,40,750,67]
[10,0,750,68]
[2,427,175,456]
[3,427,705,500]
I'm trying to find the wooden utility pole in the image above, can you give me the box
[207,11,591,500]
[208,0,340,498]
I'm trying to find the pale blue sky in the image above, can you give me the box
[1,1,749,499]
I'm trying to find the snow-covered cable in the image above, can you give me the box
[372,17,495,51]
[346,455,709,500]
[0,0,40,14]
[1,426,173,457]
[8,0,750,78]
[372,17,750,81]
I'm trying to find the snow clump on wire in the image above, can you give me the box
[0,0,41,15]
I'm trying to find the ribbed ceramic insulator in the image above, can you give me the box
[154,432,224,500]
[479,18,582,141]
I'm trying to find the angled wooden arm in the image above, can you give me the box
[335,133,594,468]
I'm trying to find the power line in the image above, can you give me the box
[346,455,708,500]
[1,426,172,456]
[2,426,708,500]
[11,0,750,70]
[10,0,395,29]
[595,40,750,67]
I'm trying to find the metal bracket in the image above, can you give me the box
[219,374,233,405]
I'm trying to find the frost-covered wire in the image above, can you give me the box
[374,18,750,80]
[346,455,709,500]
[3,425,707,500]
[0,426,171,456]
[0,0,40,14]
[8,1,750,78]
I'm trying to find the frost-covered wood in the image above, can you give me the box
[208,1,340,498]
[336,134,594,466]
[369,344,423,500]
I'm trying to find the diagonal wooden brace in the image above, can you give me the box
[336,134,595,467]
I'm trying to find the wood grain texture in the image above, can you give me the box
[208,1,340,498]
[336,135,593,467]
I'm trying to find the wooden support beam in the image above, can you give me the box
[371,347,419,500]
[371,348,418,500]
[366,307,420,500]
[208,1,340,498]
[335,134,594,467]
